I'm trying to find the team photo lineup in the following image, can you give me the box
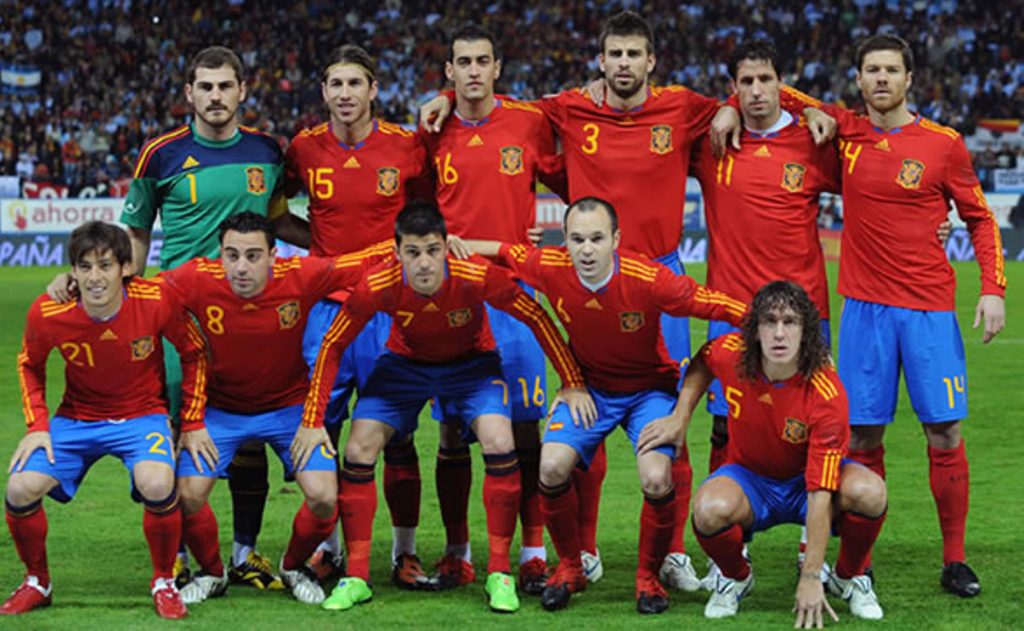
[2,2,1017,627]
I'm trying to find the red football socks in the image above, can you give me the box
[182,502,224,576]
[695,522,750,581]
[929,441,970,564]
[482,452,521,574]
[436,446,472,548]
[638,490,676,578]
[574,441,607,555]
[834,510,887,578]
[540,481,583,567]
[339,459,377,580]
[384,442,420,529]
[848,445,886,479]
[142,495,181,581]
[669,447,692,554]
[5,501,50,586]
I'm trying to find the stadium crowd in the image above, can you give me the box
[0,0,1022,190]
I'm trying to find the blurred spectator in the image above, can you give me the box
[0,0,1020,192]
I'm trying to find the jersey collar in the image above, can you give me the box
[190,122,242,148]
[455,97,502,128]
[872,112,920,135]
[333,119,378,150]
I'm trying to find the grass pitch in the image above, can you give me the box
[0,262,1021,629]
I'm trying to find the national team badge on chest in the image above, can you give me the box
[650,125,673,155]
[896,159,925,190]
[245,166,267,194]
[499,146,524,175]
[781,163,806,192]
[447,308,473,328]
[277,301,300,330]
[782,417,808,444]
[619,311,645,332]
[376,167,400,196]
[131,336,156,361]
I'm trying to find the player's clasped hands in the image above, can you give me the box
[179,428,220,474]
[289,425,337,472]
[636,413,685,455]
[549,387,598,429]
[793,576,839,629]
[8,431,54,473]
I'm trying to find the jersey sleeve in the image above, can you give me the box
[16,304,53,433]
[120,176,159,230]
[162,305,209,431]
[495,243,545,285]
[944,138,1008,297]
[301,282,377,428]
[156,260,199,307]
[482,262,585,389]
[777,86,858,132]
[652,265,747,326]
[679,88,722,142]
[803,370,850,492]
[284,136,306,198]
[306,241,394,300]
[533,116,569,201]
[699,335,741,381]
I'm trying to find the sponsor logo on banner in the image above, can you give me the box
[1,198,122,233]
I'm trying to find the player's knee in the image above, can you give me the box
[844,471,887,517]
[134,469,175,503]
[640,466,674,499]
[849,425,885,450]
[177,477,211,514]
[477,424,515,455]
[538,454,573,488]
[923,420,961,450]
[5,473,49,506]
[692,488,737,533]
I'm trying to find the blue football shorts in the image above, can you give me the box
[544,386,677,467]
[838,298,967,424]
[22,413,176,503]
[176,403,336,479]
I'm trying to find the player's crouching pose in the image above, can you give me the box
[163,212,384,607]
[3,222,208,619]
[461,197,747,614]
[303,201,593,613]
[640,281,887,626]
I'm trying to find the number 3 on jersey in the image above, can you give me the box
[581,123,599,155]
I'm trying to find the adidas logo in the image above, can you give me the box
[100,329,118,341]
[584,298,602,310]
[467,134,484,147]
[343,156,361,168]
[181,155,200,170]
[874,138,891,152]
[758,393,773,405]
[242,303,260,311]
[423,302,440,312]
[754,145,771,157]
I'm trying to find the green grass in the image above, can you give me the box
[1,262,1022,629]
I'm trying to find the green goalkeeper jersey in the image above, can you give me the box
[120,122,287,270]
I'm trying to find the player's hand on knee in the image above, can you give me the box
[550,387,597,429]
[974,294,1005,344]
[710,105,742,157]
[637,414,685,456]
[585,78,607,107]
[793,577,837,629]
[803,108,837,146]
[8,431,54,473]
[419,94,452,133]
[46,272,76,303]
[180,428,219,473]
[290,426,335,472]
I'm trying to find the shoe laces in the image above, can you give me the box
[637,574,666,598]
[247,552,275,574]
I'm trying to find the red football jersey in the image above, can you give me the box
[303,254,585,428]
[17,278,207,432]
[497,244,746,393]
[691,118,839,317]
[701,334,849,492]
[285,119,430,257]
[161,246,386,421]
[779,87,1007,310]
[536,86,719,257]
[424,97,566,244]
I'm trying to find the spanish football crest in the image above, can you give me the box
[781,163,806,192]
[447,308,472,328]
[650,125,673,155]
[277,301,300,330]
[782,417,808,444]
[376,167,400,196]
[896,159,925,190]
[499,146,524,175]
[131,336,156,361]
[245,166,266,194]
[619,311,645,332]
